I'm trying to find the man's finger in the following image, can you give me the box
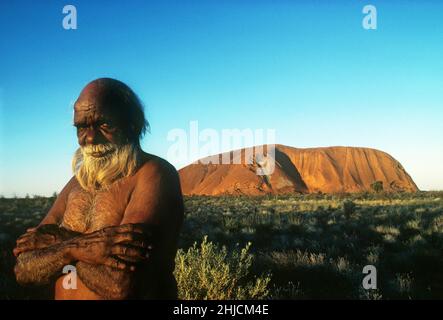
[112,232,145,244]
[112,224,145,234]
[16,236,31,244]
[15,241,49,252]
[111,244,146,258]
[104,257,135,271]
[17,233,55,245]
[41,234,57,241]
[15,239,36,251]
[17,233,33,242]
[12,243,38,256]
[15,241,31,249]
[13,247,22,257]
[13,247,26,257]
[127,240,152,249]
[115,254,145,263]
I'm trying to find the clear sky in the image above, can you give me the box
[1,0,442,196]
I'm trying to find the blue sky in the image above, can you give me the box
[1,0,442,196]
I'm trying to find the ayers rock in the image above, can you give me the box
[178,144,419,195]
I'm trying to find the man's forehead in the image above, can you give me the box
[74,102,96,112]
[73,79,129,122]
[74,104,114,124]
[74,102,106,122]
[74,92,117,118]
[75,85,104,110]
[74,99,113,124]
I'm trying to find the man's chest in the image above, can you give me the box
[61,186,130,233]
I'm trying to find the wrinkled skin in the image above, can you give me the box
[14,223,151,269]
[73,82,127,147]
[66,224,151,269]
[13,79,184,299]
[14,224,79,256]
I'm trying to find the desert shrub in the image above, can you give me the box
[269,250,326,268]
[359,287,383,300]
[371,181,384,193]
[269,281,303,299]
[395,273,414,296]
[174,236,271,300]
[343,200,356,218]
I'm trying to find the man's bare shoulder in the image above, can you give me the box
[135,152,180,185]
[63,176,80,192]
[126,152,184,222]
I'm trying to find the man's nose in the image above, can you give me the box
[85,127,102,145]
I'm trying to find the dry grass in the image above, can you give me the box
[1,191,443,299]
[174,236,271,299]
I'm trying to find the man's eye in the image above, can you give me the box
[100,122,115,130]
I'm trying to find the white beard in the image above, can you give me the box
[72,143,141,191]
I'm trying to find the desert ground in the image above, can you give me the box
[1,191,443,299]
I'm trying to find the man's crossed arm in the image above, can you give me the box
[13,223,151,299]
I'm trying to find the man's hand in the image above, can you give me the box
[66,224,152,271]
[14,223,153,270]
[13,224,80,257]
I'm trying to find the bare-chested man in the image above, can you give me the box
[13,78,184,300]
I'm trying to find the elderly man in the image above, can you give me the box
[13,78,184,299]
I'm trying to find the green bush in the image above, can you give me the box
[371,181,384,193]
[343,200,356,218]
[174,236,271,299]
